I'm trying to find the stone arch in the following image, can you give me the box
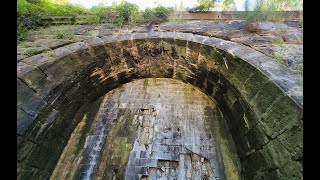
[17,32,302,179]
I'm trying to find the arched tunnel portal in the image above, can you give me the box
[17,32,303,179]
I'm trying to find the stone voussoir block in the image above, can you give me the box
[193,34,209,44]
[269,76,300,97]
[277,121,303,160]
[52,46,73,58]
[286,86,303,108]
[203,37,224,47]
[246,123,269,151]
[17,78,47,118]
[242,149,277,180]
[147,31,163,39]
[17,136,36,162]
[63,42,88,53]
[278,159,302,179]
[162,31,177,39]
[249,80,285,118]
[132,33,148,40]
[101,34,122,44]
[17,62,37,77]
[261,138,291,168]
[18,62,58,101]
[174,32,195,42]
[118,33,132,42]
[240,71,270,102]
[260,95,302,138]
[17,108,37,135]
[242,56,271,76]
[21,53,55,66]
[83,36,104,47]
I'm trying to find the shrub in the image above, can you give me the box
[17,26,30,42]
[188,0,216,12]
[152,6,174,23]
[112,1,142,27]
[17,13,41,42]
[88,3,113,24]
[53,26,74,39]
[242,0,303,24]
[18,0,87,16]
[17,0,86,43]
[142,6,173,24]
[142,8,155,24]
[242,0,288,32]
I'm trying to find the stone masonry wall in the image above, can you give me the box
[17,32,302,179]
[38,11,303,26]
[50,78,241,179]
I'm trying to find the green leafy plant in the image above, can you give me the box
[242,0,303,24]
[142,6,174,24]
[18,0,86,16]
[17,0,86,43]
[23,47,41,56]
[17,13,41,42]
[88,3,113,24]
[188,0,216,12]
[242,0,285,32]
[112,1,141,27]
[17,26,30,42]
[53,26,74,39]
[272,41,288,66]
[153,6,174,23]
[199,0,215,11]
[222,0,236,10]
[142,8,155,24]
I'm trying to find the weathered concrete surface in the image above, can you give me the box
[50,78,241,179]
[17,29,302,179]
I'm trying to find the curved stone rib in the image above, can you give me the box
[19,32,303,108]
[17,31,303,180]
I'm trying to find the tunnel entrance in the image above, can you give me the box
[50,78,240,179]
[17,32,302,179]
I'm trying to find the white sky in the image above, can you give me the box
[69,0,253,11]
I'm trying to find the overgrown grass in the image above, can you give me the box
[53,26,74,39]
[18,0,175,41]
[245,0,302,21]
[17,0,86,43]
[241,0,303,32]
[272,41,288,66]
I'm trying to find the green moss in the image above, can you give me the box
[199,46,223,66]
[219,138,241,180]
[249,81,284,118]
[23,47,44,56]
[261,95,302,138]
[204,106,241,180]
[278,121,302,157]
[239,70,269,102]
[222,60,250,85]
[279,161,302,179]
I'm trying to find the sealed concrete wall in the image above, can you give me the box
[50,78,241,179]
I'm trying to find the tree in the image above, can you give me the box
[198,0,216,11]
[222,0,236,10]
[244,0,251,11]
